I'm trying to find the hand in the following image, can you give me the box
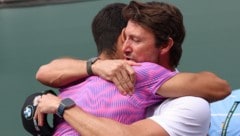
[92,59,140,95]
[34,93,61,126]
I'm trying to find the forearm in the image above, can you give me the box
[37,94,167,136]
[36,58,88,88]
[64,106,168,136]
[64,106,132,136]
[193,71,231,102]
[158,72,231,102]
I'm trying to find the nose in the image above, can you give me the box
[122,39,132,57]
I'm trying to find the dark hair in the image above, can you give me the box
[122,1,185,67]
[92,3,127,57]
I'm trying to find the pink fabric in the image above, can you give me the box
[53,62,176,136]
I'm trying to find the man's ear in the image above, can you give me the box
[160,37,174,55]
[121,28,126,42]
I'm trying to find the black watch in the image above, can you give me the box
[86,57,99,76]
[56,98,76,118]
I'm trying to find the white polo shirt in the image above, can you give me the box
[149,96,210,136]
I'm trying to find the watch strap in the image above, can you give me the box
[56,98,75,118]
[86,57,99,76]
[56,103,65,118]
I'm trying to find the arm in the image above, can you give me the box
[36,57,88,88]
[36,58,137,94]
[64,106,169,136]
[37,58,230,101]
[35,93,169,136]
[157,71,231,102]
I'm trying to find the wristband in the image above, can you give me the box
[56,98,75,118]
[86,57,99,76]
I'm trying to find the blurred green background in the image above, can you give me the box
[0,0,239,135]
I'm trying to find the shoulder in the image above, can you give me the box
[133,62,163,69]
[149,97,210,136]
[133,62,176,80]
[133,62,172,75]
[155,96,210,116]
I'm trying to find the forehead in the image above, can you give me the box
[125,20,153,38]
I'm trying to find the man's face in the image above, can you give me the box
[121,20,160,63]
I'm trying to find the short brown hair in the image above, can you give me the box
[123,1,185,67]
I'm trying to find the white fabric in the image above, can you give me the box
[149,96,210,136]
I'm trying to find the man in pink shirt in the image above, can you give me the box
[54,63,176,136]
[52,3,177,135]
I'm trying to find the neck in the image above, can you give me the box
[160,62,175,71]
[98,53,116,60]
[158,55,175,72]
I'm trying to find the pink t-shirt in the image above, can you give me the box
[53,62,176,136]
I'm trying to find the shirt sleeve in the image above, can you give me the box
[129,62,176,107]
[149,96,210,136]
[133,62,177,94]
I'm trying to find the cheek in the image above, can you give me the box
[136,46,152,55]
[140,49,159,62]
[135,50,152,61]
[117,52,124,59]
[115,47,124,59]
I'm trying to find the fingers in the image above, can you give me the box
[119,67,134,95]
[112,77,126,95]
[34,101,44,127]
[94,59,137,95]
[34,106,38,120]
[36,108,44,126]
[126,60,141,66]
[112,63,135,95]
[33,93,61,128]
[37,112,44,126]
[34,94,55,127]
[124,63,136,85]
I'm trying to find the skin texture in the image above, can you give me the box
[122,21,160,64]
